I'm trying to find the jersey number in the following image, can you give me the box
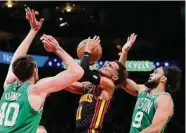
[132,111,144,128]
[0,102,19,126]
[76,106,82,120]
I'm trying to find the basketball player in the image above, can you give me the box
[0,7,84,133]
[118,33,182,133]
[61,36,128,133]
[36,126,47,133]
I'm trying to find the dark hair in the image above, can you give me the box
[163,66,182,93]
[12,55,36,82]
[114,61,128,85]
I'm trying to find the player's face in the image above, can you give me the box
[99,62,119,81]
[144,67,165,89]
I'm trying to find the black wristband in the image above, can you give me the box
[88,70,101,85]
[80,52,91,71]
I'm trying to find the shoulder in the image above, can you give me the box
[27,84,47,111]
[156,94,173,106]
[155,94,174,114]
[100,76,115,90]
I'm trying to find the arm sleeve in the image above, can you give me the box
[87,70,101,86]
[80,52,91,72]
[79,52,100,85]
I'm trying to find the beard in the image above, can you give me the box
[144,79,159,89]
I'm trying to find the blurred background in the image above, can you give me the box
[0,1,185,133]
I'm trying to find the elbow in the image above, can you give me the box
[3,79,13,89]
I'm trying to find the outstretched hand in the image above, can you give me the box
[25,7,44,31]
[40,34,60,52]
[85,35,100,54]
[122,33,137,52]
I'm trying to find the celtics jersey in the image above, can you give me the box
[130,90,171,133]
[0,82,43,133]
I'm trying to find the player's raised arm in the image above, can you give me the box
[140,95,174,133]
[80,36,100,71]
[78,36,102,86]
[81,36,115,95]
[119,33,137,66]
[120,78,145,96]
[118,33,145,96]
[30,35,84,95]
[4,7,44,89]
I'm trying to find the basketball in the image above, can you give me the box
[77,39,102,64]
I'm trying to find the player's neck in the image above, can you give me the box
[151,83,165,94]
[23,77,35,84]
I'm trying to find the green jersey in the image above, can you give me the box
[0,82,43,133]
[130,90,171,133]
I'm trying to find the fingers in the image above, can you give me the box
[42,38,51,45]
[129,33,134,40]
[128,33,137,42]
[133,35,137,41]
[41,34,59,52]
[25,8,29,20]
[25,7,33,23]
[34,18,44,30]
[25,7,32,18]
[42,40,50,46]
[92,35,97,41]
[48,35,56,42]
[86,35,100,48]
[94,36,100,43]
[25,7,44,31]
[91,35,100,45]
[25,12,29,20]
[43,34,56,44]
[25,7,32,15]
[27,7,32,14]
[41,35,52,44]
[85,35,100,52]
[86,37,91,45]
[25,8,30,20]
[39,18,44,26]
[96,39,100,45]
[42,37,51,45]
[131,33,137,41]
[40,34,57,48]
[41,34,50,40]
[42,38,53,52]
[31,9,36,24]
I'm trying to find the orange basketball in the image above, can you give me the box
[77,39,102,64]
